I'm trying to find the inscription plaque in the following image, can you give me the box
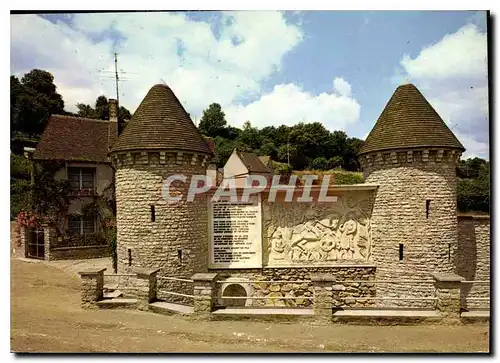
[209,195,262,268]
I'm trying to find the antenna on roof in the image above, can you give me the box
[160,78,167,85]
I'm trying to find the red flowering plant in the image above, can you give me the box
[17,209,55,229]
[17,209,40,229]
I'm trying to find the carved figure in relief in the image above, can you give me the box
[266,195,373,264]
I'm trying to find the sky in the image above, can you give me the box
[10,11,489,159]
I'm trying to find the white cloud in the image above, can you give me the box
[333,77,351,97]
[401,24,487,82]
[398,23,489,159]
[10,12,303,118]
[225,80,360,130]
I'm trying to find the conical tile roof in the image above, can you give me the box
[359,84,465,155]
[110,84,212,155]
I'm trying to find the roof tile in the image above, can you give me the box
[33,115,117,163]
[359,84,465,155]
[110,84,212,155]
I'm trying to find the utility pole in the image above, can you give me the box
[114,52,120,104]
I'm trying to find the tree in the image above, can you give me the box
[198,103,227,137]
[258,140,278,159]
[94,95,109,120]
[211,136,236,167]
[76,103,96,118]
[119,106,132,121]
[328,156,344,169]
[342,137,364,170]
[457,157,488,179]
[11,70,65,136]
[76,96,132,122]
[311,157,328,170]
[457,158,490,213]
[237,121,262,151]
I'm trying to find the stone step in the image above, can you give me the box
[210,307,313,322]
[103,290,123,299]
[461,310,490,324]
[97,298,138,309]
[103,283,119,291]
[212,307,313,316]
[149,301,194,316]
[331,309,442,325]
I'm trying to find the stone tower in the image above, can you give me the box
[109,84,213,299]
[358,84,465,306]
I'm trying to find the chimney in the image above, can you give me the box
[109,98,123,136]
[109,99,118,123]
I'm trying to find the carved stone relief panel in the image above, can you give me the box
[263,192,373,266]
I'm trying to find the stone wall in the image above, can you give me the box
[112,151,209,303]
[212,266,376,308]
[360,149,460,308]
[11,221,25,258]
[456,215,490,310]
[49,245,109,260]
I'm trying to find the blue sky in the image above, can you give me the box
[11,11,489,158]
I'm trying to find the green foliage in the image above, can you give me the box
[62,231,107,247]
[272,161,292,175]
[107,227,118,273]
[10,178,31,220]
[311,157,329,170]
[76,95,132,122]
[457,158,490,213]
[198,103,227,137]
[328,156,344,169]
[11,70,65,136]
[11,153,31,179]
[333,171,364,185]
[197,104,364,170]
[457,157,488,179]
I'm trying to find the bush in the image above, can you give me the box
[328,156,343,169]
[293,169,364,185]
[272,161,292,175]
[10,178,31,220]
[311,157,328,170]
[10,153,31,180]
[457,178,490,213]
[331,171,364,185]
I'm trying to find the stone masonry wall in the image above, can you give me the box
[361,149,460,308]
[11,221,24,258]
[113,151,208,304]
[457,216,490,310]
[213,266,376,308]
[49,246,109,260]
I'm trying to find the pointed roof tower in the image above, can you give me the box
[359,84,465,155]
[110,84,212,155]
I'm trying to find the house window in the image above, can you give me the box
[68,215,95,235]
[68,167,95,193]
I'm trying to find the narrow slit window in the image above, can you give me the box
[399,244,404,261]
[150,205,155,222]
[448,243,451,262]
[178,249,182,263]
[426,200,431,219]
[128,248,132,266]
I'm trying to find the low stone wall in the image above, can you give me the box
[11,221,24,258]
[456,215,490,310]
[212,266,376,308]
[49,245,110,260]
